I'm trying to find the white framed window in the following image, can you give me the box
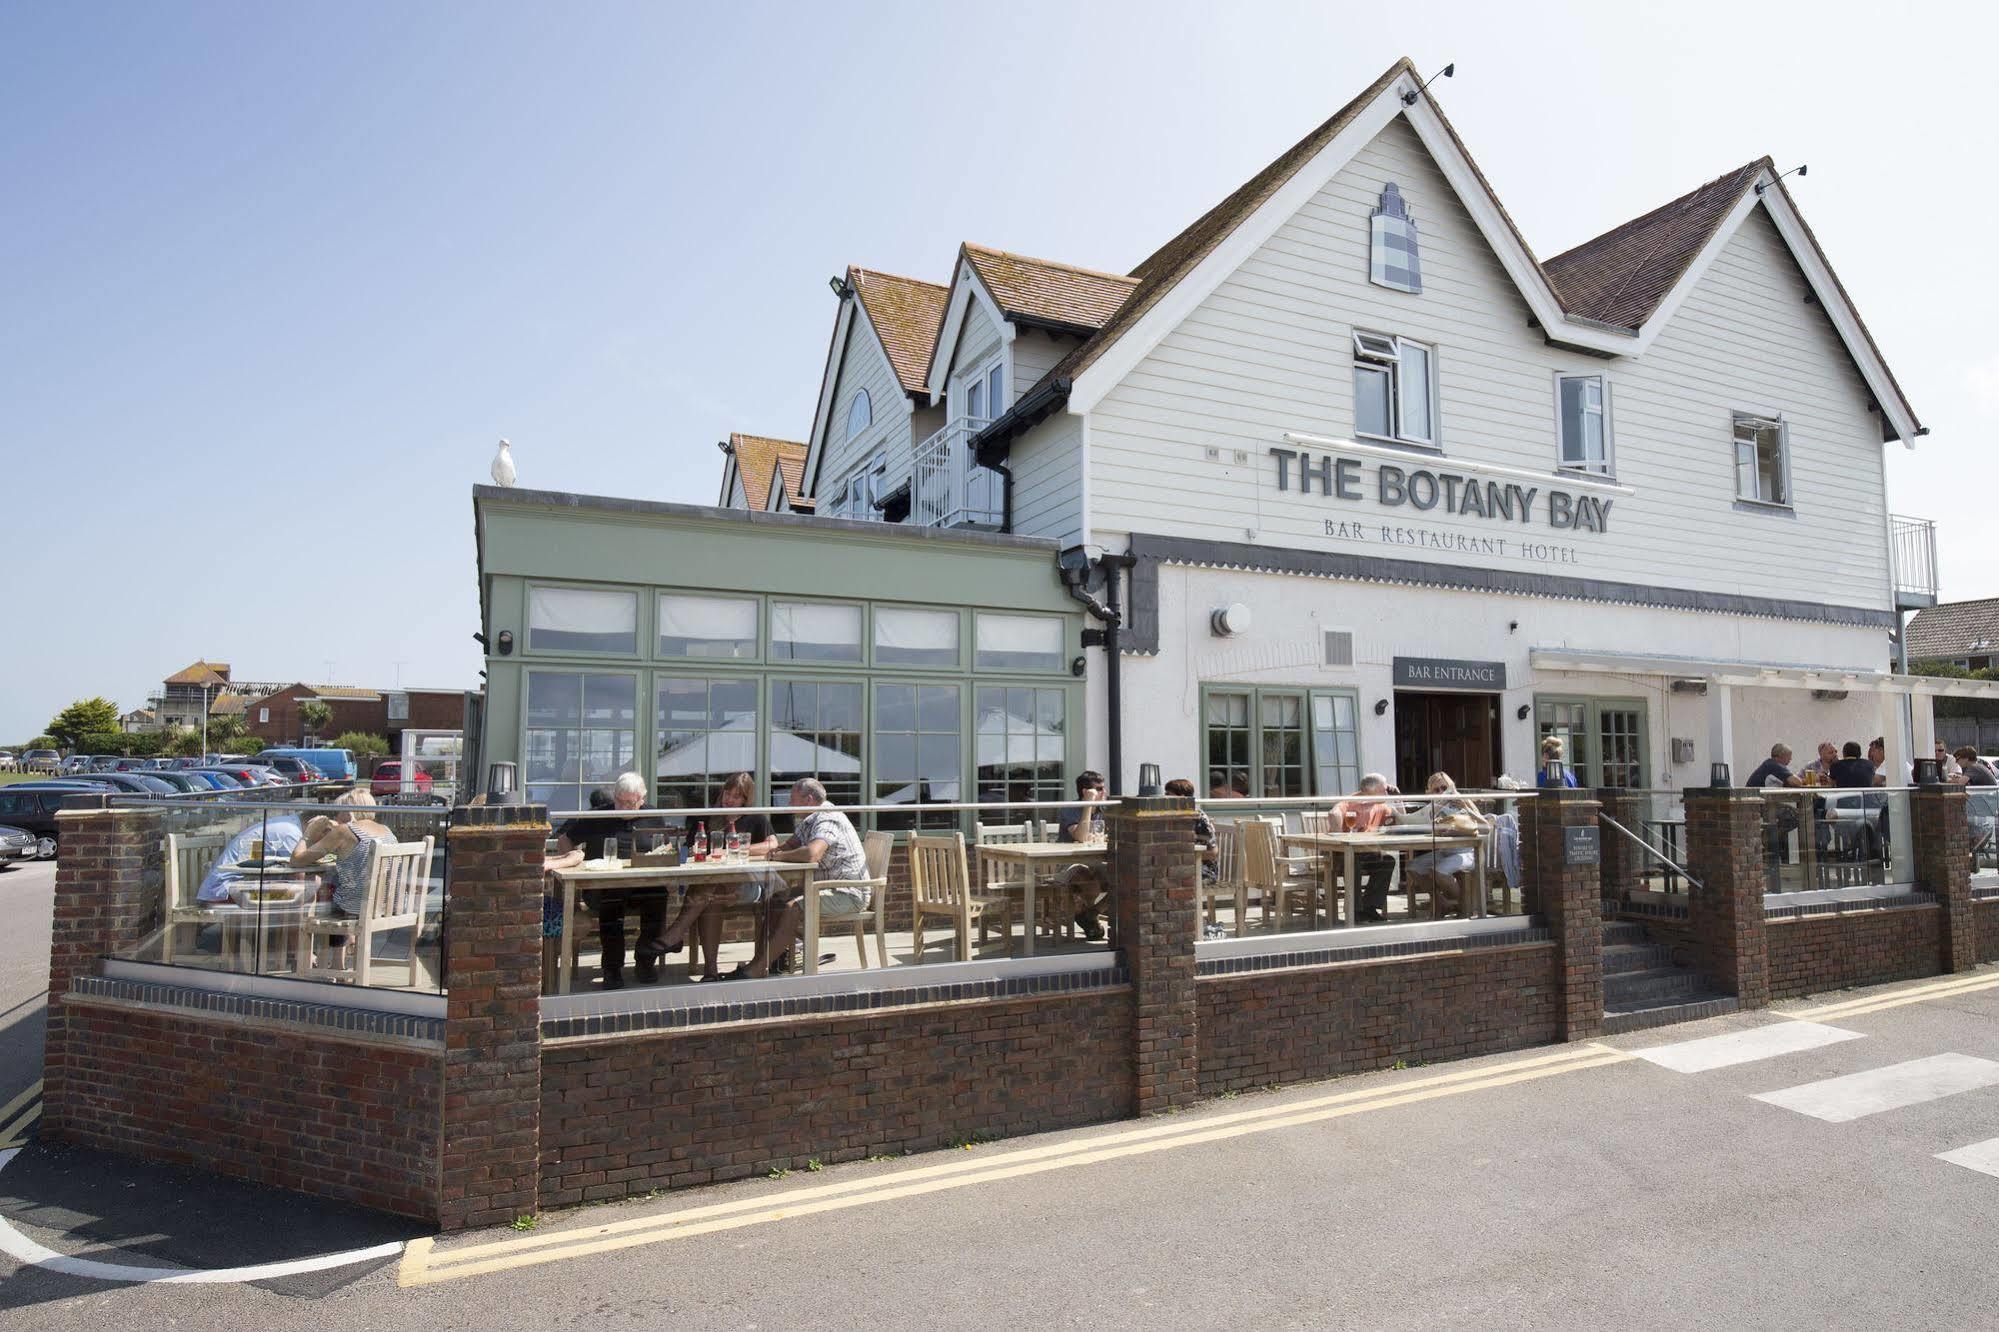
[1733,412,1790,507]
[258,707,270,724]
[1557,374,1611,475]
[1351,331,1436,446]
[845,389,872,442]
[962,357,1005,425]
[830,453,886,521]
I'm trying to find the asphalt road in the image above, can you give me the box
[3,855,1998,1327]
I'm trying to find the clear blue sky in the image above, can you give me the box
[5,1,1993,741]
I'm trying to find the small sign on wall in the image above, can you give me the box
[1392,657,1506,691]
[1564,826,1601,867]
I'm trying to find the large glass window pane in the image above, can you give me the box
[1354,365,1392,438]
[658,594,758,659]
[1397,342,1432,443]
[1204,689,1254,796]
[526,671,636,812]
[770,679,863,812]
[655,676,759,816]
[875,682,961,829]
[874,607,960,667]
[527,586,638,654]
[1560,375,1607,470]
[771,601,863,662]
[975,614,1064,671]
[1735,415,1788,504]
[1311,690,1361,796]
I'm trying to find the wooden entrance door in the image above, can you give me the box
[1394,691,1500,792]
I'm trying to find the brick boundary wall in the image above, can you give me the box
[539,988,1134,1205]
[1518,789,1604,1039]
[1197,942,1560,1093]
[1912,787,1975,973]
[439,809,548,1231]
[1766,905,1944,1001]
[1596,788,1645,906]
[1109,796,1200,1114]
[1683,790,1770,1008]
[1977,897,1999,964]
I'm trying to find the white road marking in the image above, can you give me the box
[1635,1021,1863,1073]
[1936,1137,1999,1178]
[1752,1054,1999,1123]
[0,1149,408,1284]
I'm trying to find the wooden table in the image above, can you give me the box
[1280,830,1488,928]
[549,859,815,992]
[184,862,331,972]
[975,841,1108,957]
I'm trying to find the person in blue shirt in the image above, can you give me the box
[197,814,306,903]
[1537,736,1579,788]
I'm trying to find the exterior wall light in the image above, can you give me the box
[1210,603,1252,637]
[1138,763,1162,796]
[1515,704,1531,720]
[496,630,514,656]
[1373,698,1390,716]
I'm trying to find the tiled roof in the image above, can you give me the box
[209,692,246,716]
[961,244,1137,332]
[1544,160,1769,329]
[726,434,807,512]
[766,451,812,511]
[849,268,948,395]
[1906,599,1999,661]
[164,660,230,687]
[308,685,384,701]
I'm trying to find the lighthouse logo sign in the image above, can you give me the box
[1369,183,1422,294]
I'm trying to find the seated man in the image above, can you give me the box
[1332,773,1397,922]
[1057,770,1109,940]
[726,778,869,978]
[543,772,670,989]
[1747,743,1803,865]
[197,813,307,904]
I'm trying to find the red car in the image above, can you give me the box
[371,761,435,797]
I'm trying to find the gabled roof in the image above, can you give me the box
[720,433,807,512]
[209,692,246,717]
[764,450,813,512]
[1545,160,1769,329]
[960,244,1137,332]
[165,660,230,687]
[849,267,948,395]
[1906,600,1999,662]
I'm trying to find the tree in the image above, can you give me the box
[47,698,121,749]
[166,730,205,757]
[207,715,247,745]
[330,731,389,758]
[298,700,332,739]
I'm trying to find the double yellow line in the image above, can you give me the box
[1787,967,1999,1022]
[0,1080,41,1151]
[401,1042,1631,1287]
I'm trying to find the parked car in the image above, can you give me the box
[0,824,33,866]
[135,770,202,793]
[185,769,249,789]
[0,752,14,768]
[248,754,317,784]
[370,760,436,797]
[0,783,112,858]
[59,755,97,774]
[23,749,60,771]
[177,770,233,790]
[61,771,175,795]
[261,747,357,781]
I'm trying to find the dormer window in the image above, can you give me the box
[845,389,872,441]
[963,358,1005,425]
[1351,330,1435,446]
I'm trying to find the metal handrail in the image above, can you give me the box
[1599,813,1702,892]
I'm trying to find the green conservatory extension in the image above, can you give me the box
[473,487,1086,826]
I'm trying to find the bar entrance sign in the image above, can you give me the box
[1392,657,1506,690]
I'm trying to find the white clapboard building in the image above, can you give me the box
[715,56,1966,797]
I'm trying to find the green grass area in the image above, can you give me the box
[0,771,54,786]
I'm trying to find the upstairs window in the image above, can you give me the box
[963,359,1005,425]
[1557,374,1610,475]
[1733,413,1790,507]
[1352,331,1434,446]
[845,389,872,441]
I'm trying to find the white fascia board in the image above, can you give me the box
[717,455,739,508]
[923,255,1013,401]
[800,297,858,495]
[1526,647,1994,695]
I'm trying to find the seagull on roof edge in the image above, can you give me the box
[491,439,516,487]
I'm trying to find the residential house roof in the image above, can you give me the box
[765,451,813,511]
[308,685,385,701]
[849,267,949,395]
[209,692,246,717]
[164,660,231,687]
[723,434,808,511]
[1906,599,1999,662]
[960,244,1137,333]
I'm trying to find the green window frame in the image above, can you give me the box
[1202,685,1363,798]
[975,685,1068,810]
[523,669,639,811]
[768,676,865,810]
[654,675,760,812]
[872,679,964,829]
[524,583,641,657]
[1534,695,1649,789]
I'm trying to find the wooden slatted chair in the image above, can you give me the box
[803,830,894,972]
[909,831,1015,962]
[1200,821,1250,937]
[298,836,436,987]
[162,832,229,964]
[1243,819,1325,930]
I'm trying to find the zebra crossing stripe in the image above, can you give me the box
[1937,1138,1999,1178]
[1752,1054,1999,1123]
[1634,1021,1862,1073]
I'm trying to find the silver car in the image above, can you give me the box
[0,825,33,866]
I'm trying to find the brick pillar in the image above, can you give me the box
[440,806,548,1230]
[1683,789,1768,1009]
[44,801,165,1139]
[1595,788,1644,906]
[1107,795,1198,1115]
[1913,785,1974,974]
[1519,790,1603,1040]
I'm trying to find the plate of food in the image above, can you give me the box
[229,882,306,909]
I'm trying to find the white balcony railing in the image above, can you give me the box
[1891,513,1938,608]
[911,416,1004,529]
